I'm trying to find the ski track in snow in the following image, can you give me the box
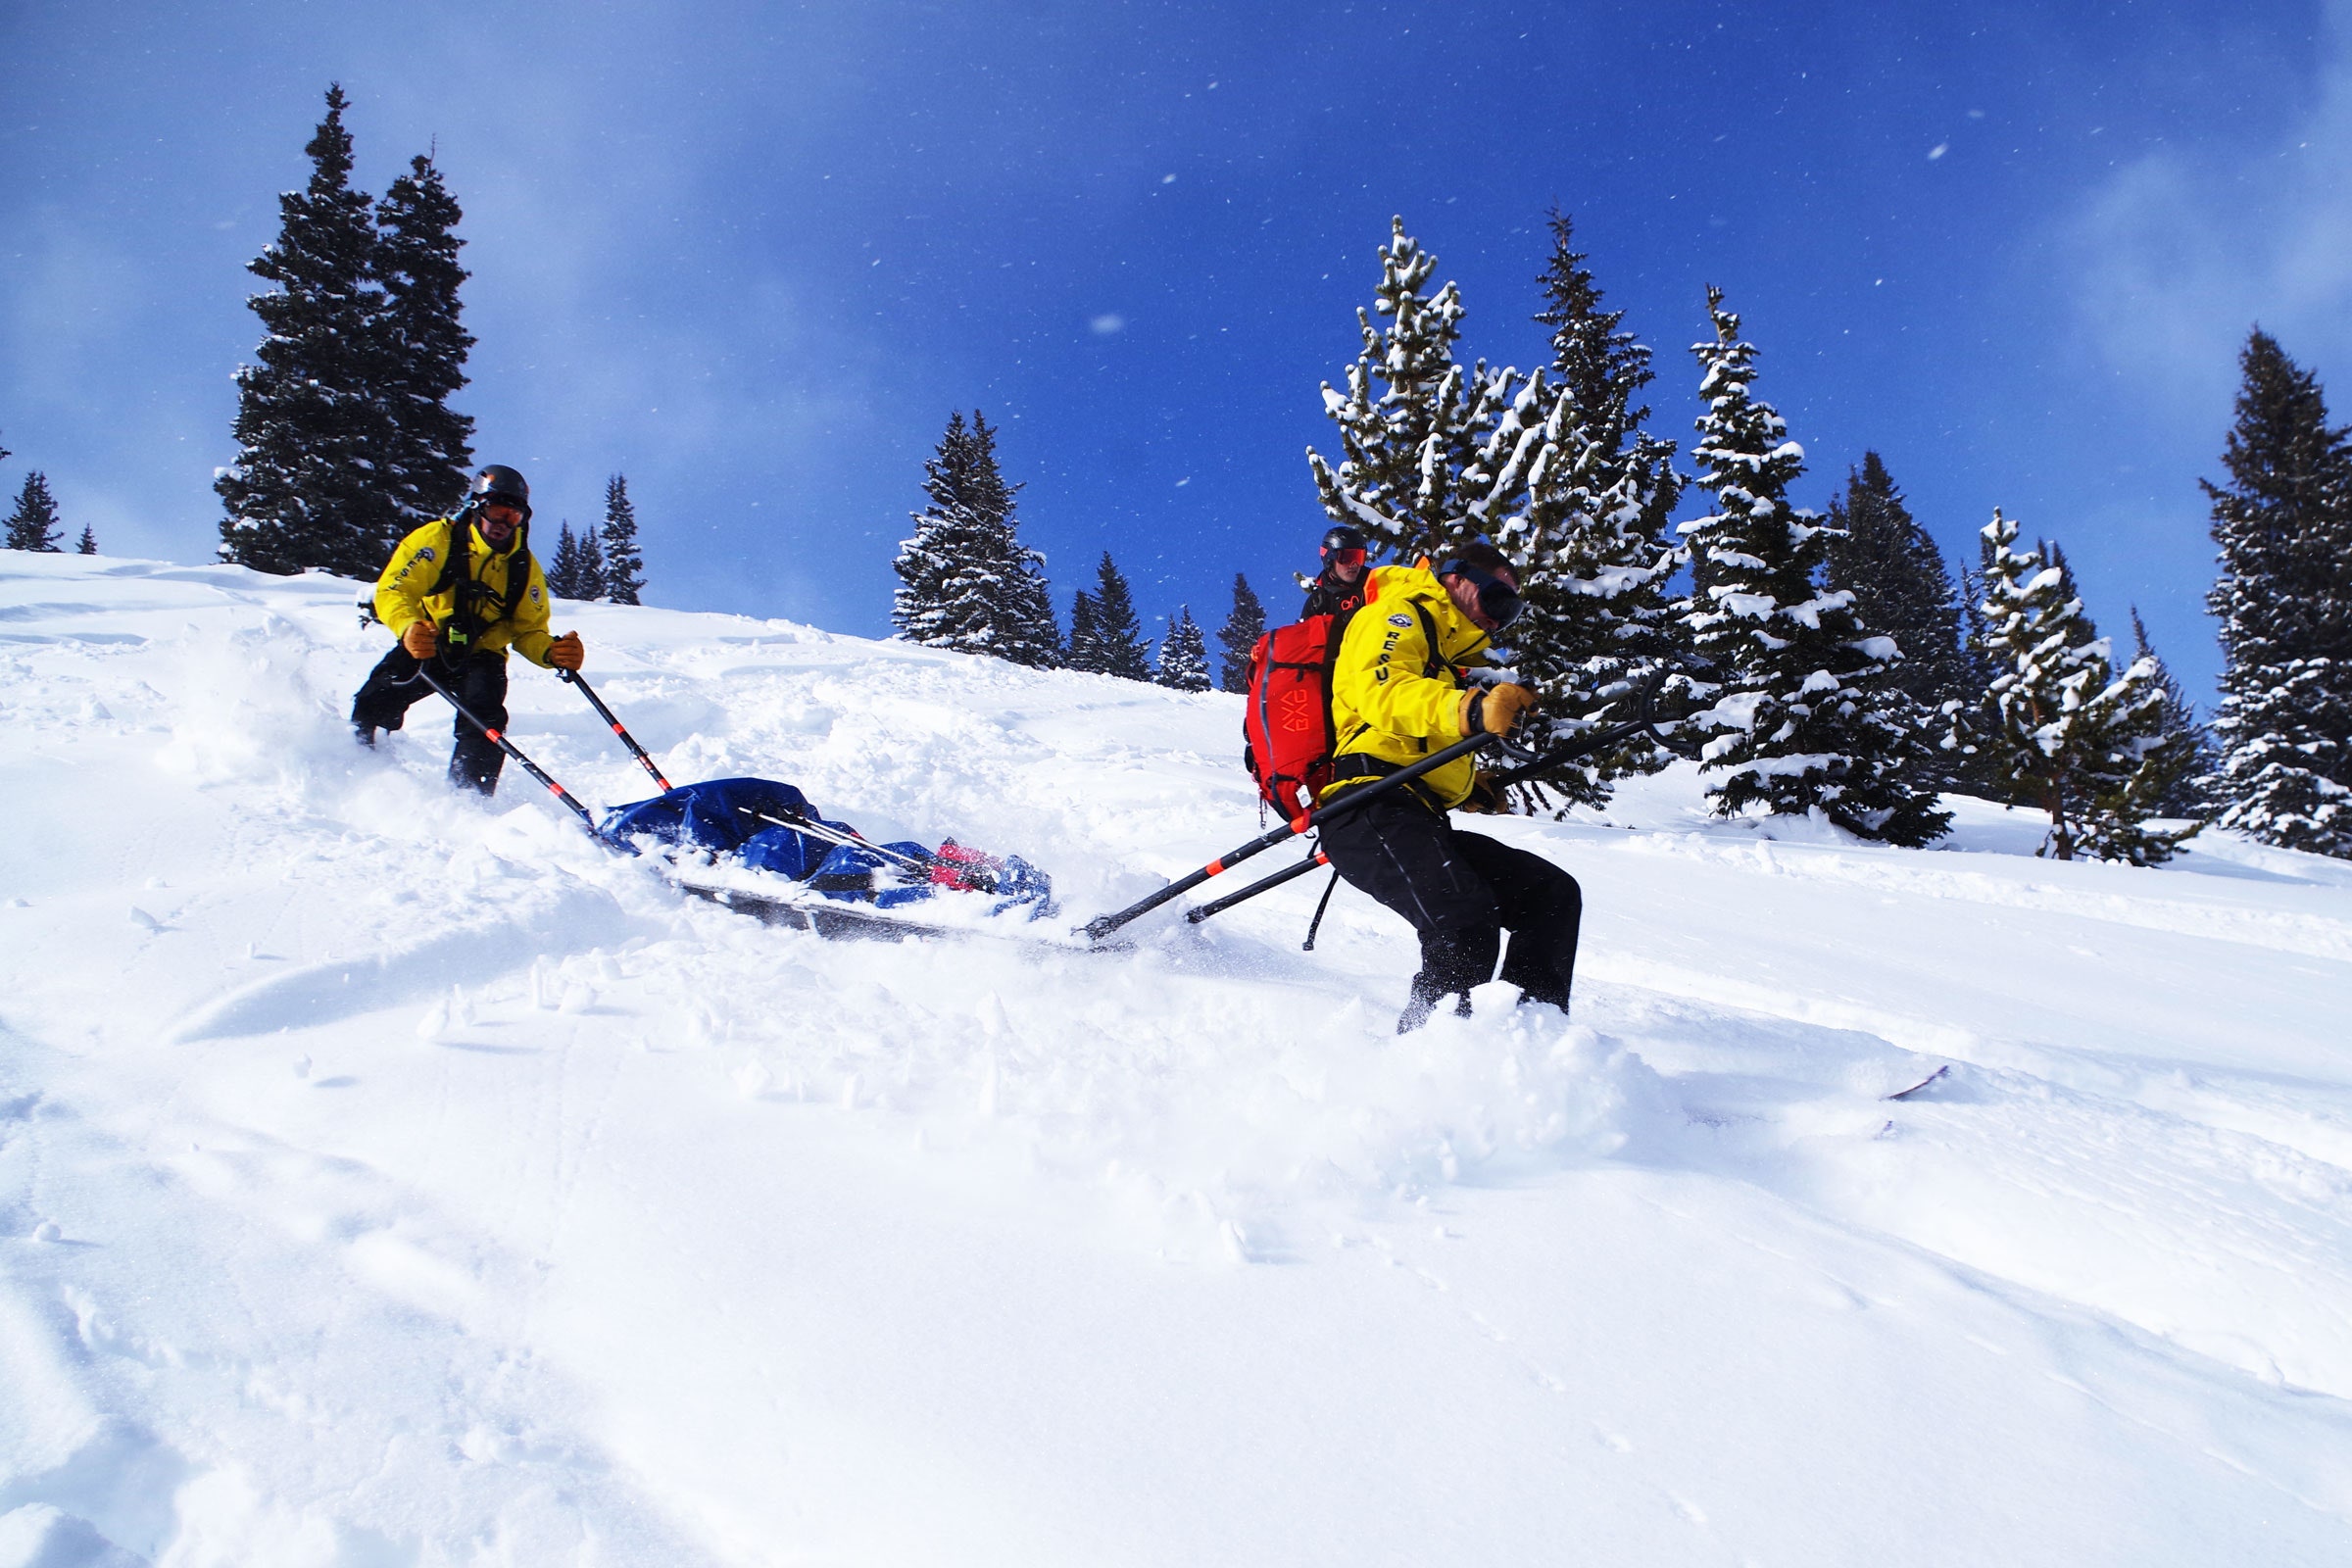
[2,554,2350,1563]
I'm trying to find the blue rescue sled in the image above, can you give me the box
[600,776,1054,926]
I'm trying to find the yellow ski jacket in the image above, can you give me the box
[1322,563,1497,809]
[372,518,557,666]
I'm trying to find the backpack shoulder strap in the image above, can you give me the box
[1413,602,1442,679]
[425,517,467,601]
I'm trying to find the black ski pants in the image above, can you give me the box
[351,646,510,795]
[1317,791,1583,1016]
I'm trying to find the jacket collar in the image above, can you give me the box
[1372,562,1491,662]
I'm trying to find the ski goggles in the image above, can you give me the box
[1324,547,1367,570]
[1438,559,1523,630]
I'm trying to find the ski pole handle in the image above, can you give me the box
[561,667,673,791]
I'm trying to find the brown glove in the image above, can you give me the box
[546,631,584,671]
[401,618,439,660]
[1461,682,1537,737]
[1459,773,1510,814]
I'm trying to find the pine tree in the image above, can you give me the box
[1215,572,1266,692]
[1307,217,1530,564]
[600,474,645,605]
[1499,210,1686,810]
[371,153,475,534]
[577,523,607,602]
[892,412,1060,666]
[2131,608,2217,817]
[5,471,63,551]
[76,525,96,555]
[1824,454,1973,712]
[1157,606,1212,692]
[548,521,584,598]
[2202,329,2352,856]
[1066,589,1103,673]
[1087,553,1152,680]
[218,85,397,578]
[1680,287,1949,845]
[549,521,612,601]
[1958,512,2195,863]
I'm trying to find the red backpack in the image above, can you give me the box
[1242,586,1438,823]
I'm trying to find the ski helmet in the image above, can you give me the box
[1320,524,1367,561]
[470,465,530,514]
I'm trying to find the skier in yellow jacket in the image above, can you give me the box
[351,465,585,794]
[1317,541,1583,1031]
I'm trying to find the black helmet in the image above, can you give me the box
[1320,524,1367,560]
[470,465,530,513]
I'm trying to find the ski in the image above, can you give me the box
[1884,1064,1951,1102]
[671,876,1125,954]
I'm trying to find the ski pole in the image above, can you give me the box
[1184,850,1328,925]
[561,667,673,791]
[1081,730,1496,942]
[415,665,602,833]
[1301,867,1342,951]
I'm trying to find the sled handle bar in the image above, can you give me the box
[561,667,673,791]
[1173,718,1646,935]
[1177,682,1693,935]
[1485,668,1702,785]
[735,806,936,877]
[416,665,603,834]
[1080,730,1498,942]
[1184,849,1329,925]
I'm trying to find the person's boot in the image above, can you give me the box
[354,723,377,748]
[1398,927,1496,1032]
[1397,977,1443,1034]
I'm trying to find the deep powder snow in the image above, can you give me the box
[3,554,2350,1564]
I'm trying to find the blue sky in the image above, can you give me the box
[5,0,2350,697]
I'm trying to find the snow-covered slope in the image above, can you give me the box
[4,552,2350,1565]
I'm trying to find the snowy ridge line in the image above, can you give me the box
[1616,825,2352,964]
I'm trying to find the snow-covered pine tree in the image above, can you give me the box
[1306,218,1528,564]
[1497,210,1685,810]
[218,85,398,578]
[1088,553,1152,680]
[76,525,96,555]
[2202,328,2352,857]
[1959,512,2196,863]
[1066,589,1102,673]
[1215,572,1266,693]
[891,412,1059,666]
[1680,287,1949,845]
[600,474,645,605]
[1157,606,1212,692]
[371,153,475,541]
[5,471,63,551]
[2131,607,2217,818]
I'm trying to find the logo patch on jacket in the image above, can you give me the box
[1387,612,1412,628]
[415,547,436,564]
